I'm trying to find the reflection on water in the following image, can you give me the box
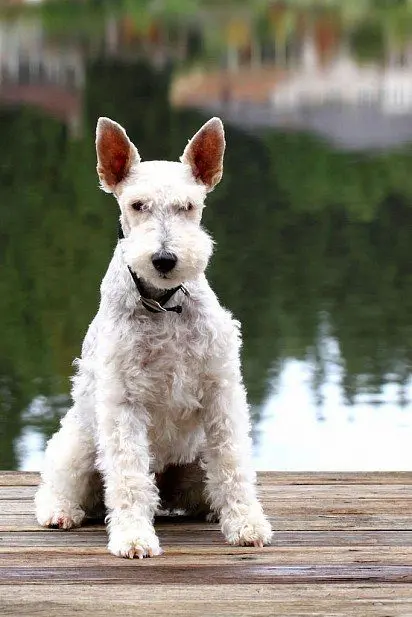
[1,1,412,471]
[256,357,412,471]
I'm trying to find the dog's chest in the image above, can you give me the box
[123,315,209,415]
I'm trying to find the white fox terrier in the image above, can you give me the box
[35,116,273,558]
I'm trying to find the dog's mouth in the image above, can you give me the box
[156,272,183,289]
[143,268,184,291]
[156,269,181,284]
[154,271,172,284]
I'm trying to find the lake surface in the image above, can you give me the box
[1,1,412,471]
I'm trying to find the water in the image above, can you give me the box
[1,1,412,471]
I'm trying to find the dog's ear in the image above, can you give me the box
[180,117,225,191]
[96,117,140,193]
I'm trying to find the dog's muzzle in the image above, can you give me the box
[118,222,189,314]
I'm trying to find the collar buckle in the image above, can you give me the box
[140,297,168,313]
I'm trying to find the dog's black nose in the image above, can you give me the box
[152,250,177,274]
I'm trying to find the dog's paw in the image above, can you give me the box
[35,485,85,529]
[221,504,273,547]
[108,521,162,559]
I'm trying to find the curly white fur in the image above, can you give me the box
[35,117,273,558]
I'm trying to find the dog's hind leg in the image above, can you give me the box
[35,403,97,529]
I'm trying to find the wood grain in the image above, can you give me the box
[0,472,39,486]
[257,471,412,485]
[2,546,412,566]
[1,471,412,616]
[1,584,412,617]
[3,529,412,547]
[2,471,412,487]
[3,563,412,585]
[3,483,412,500]
[3,513,412,532]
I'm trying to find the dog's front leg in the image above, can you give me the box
[96,374,161,559]
[203,380,273,547]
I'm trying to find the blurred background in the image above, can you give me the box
[1,0,412,471]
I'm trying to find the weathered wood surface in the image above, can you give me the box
[1,472,412,616]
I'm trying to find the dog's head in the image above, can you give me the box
[96,117,225,290]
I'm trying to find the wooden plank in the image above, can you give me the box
[2,546,412,567]
[2,471,412,487]
[3,529,412,548]
[1,584,411,617]
[3,495,412,515]
[260,499,412,514]
[1,563,412,585]
[0,530,109,547]
[0,486,36,499]
[3,483,412,501]
[2,513,412,532]
[259,484,412,496]
[0,472,39,486]
[257,471,412,485]
[2,529,412,548]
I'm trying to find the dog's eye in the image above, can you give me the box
[178,203,195,213]
[131,201,145,212]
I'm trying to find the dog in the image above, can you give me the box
[34,116,273,558]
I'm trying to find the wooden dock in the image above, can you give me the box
[1,471,412,616]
